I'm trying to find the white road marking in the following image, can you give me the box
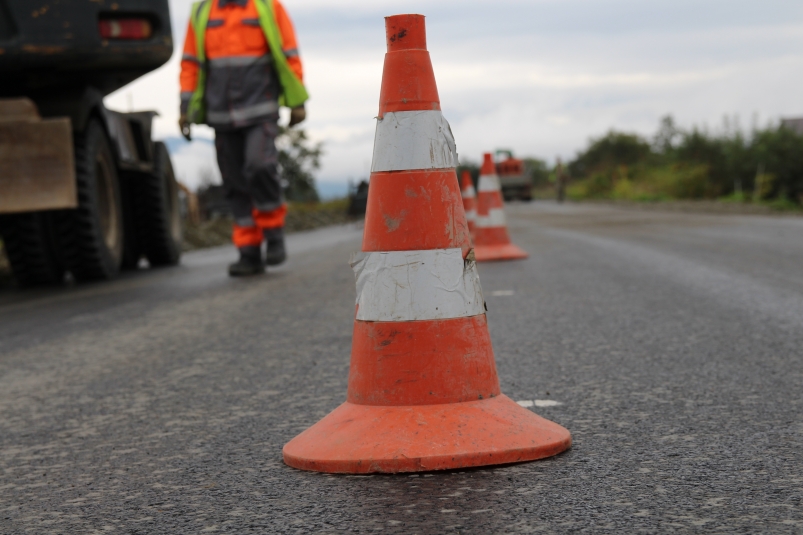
[536,400,562,407]
[516,399,563,407]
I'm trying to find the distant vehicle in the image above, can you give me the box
[348,180,369,217]
[0,0,181,285]
[495,150,532,201]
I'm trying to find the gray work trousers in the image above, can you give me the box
[214,121,283,229]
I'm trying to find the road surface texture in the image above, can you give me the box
[1,203,802,533]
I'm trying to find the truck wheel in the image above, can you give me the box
[120,177,143,270]
[0,213,64,286]
[57,119,124,281]
[135,142,182,266]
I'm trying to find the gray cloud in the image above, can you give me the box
[109,0,803,187]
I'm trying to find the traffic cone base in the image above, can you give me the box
[474,243,529,262]
[282,395,572,474]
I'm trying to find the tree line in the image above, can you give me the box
[561,116,803,207]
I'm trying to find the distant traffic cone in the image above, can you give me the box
[473,153,529,261]
[461,170,477,237]
[283,14,571,474]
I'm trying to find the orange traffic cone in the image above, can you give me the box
[282,14,571,474]
[461,170,477,237]
[474,153,529,262]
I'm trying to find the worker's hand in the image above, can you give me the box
[179,114,192,141]
[288,105,306,127]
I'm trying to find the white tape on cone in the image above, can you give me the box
[478,174,500,192]
[476,208,506,228]
[350,248,485,322]
[465,208,477,222]
[463,184,476,198]
[371,111,458,172]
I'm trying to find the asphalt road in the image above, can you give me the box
[1,202,802,534]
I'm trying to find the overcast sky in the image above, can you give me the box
[105,0,803,192]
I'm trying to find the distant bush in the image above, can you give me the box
[568,132,652,179]
[565,116,803,206]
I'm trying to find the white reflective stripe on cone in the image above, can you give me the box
[371,111,458,172]
[465,209,477,221]
[350,248,485,322]
[478,174,500,192]
[463,185,477,197]
[476,208,506,228]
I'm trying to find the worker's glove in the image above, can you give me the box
[288,105,306,127]
[179,114,192,141]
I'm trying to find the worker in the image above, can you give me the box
[178,0,308,276]
[555,157,567,204]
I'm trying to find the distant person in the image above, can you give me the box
[179,0,309,276]
[555,157,568,203]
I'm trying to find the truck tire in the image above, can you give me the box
[134,142,182,266]
[57,119,124,281]
[0,213,64,286]
[120,177,143,271]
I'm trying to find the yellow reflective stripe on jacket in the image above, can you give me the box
[252,0,309,109]
[187,0,213,124]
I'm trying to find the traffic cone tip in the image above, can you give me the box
[385,14,427,52]
[379,14,440,114]
[480,152,496,174]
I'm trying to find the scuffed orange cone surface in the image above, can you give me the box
[282,14,570,473]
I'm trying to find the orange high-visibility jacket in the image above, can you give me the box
[180,0,304,128]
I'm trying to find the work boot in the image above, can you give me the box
[264,227,287,266]
[228,246,264,277]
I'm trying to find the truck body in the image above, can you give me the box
[495,150,532,201]
[0,0,182,285]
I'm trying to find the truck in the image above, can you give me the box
[495,150,532,201]
[0,0,181,286]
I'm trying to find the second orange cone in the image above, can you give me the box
[473,153,529,262]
